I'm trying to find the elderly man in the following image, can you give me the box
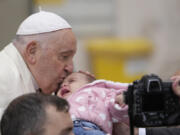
[0,11,77,117]
[0,93,74,135]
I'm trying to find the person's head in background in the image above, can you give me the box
[58,71,96,99]
[0,93,74,135]
[13,11,77,94]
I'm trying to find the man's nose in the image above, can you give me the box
[65,60,74,75]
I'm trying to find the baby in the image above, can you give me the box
[57,71,129,135]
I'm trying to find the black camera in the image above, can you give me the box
[124,74,180,134]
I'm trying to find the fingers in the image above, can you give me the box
[115,94,126,107]
[171,75,180,81]
[113,123,130,135]
[134,128,139,135]
[171,75,180,97]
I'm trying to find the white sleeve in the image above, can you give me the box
[139,128,146,135]
[0,108,5,120]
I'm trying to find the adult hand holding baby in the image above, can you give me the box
[171,75,180,97]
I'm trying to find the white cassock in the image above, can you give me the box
[0,11,72,119]
[0,43,37,118]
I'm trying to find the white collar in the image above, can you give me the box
[30,72,39,91]
[4,43,39,92]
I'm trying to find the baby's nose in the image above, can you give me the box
[61,83,68,87]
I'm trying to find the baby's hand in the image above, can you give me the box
[115,93,126,107]
[171,75,180,97]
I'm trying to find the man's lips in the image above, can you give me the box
[55,77,66,92]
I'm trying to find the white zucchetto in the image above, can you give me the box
[16,11,71,35]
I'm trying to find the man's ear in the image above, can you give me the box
[25,41,38,65]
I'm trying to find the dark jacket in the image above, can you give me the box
[146,127,180,135]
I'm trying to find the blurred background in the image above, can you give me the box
[0,0,180,82]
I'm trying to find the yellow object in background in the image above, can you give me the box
[87,38,153,83]
[33,0,65,5]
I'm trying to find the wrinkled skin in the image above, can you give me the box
[25,29,77,94]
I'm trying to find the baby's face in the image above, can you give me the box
[57,72,89,99]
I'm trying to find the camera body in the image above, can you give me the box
[124,74,180,127]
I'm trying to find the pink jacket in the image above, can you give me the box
[67,80,129,134]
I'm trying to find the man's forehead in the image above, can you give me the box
[57,38,77,54]
[44,29,77,48]
[44,105,73,135]
[45,105,71,125]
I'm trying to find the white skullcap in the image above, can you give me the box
[16,11,71,35]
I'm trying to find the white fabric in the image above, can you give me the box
[0,43,36,118]
[139,128,146,135]
[16,11,71,35]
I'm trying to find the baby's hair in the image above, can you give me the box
[78,71,96,83]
